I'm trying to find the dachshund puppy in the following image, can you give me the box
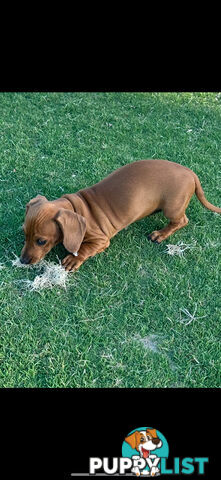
[20,159,221,271]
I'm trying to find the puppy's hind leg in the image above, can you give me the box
[147,173,195,244]
[148,214,189,244]
[148,191,193,244]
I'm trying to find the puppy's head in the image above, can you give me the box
[125,428,162,458]
[20,195,86,264]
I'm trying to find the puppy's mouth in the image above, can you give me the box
[29,258,41,265]
[141,447,149,458]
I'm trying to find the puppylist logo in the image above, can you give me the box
[121,427,168,476]
[71,427,209,477]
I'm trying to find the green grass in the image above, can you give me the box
[0,92,220,388]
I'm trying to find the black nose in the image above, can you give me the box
[20,256,31,264]
[152,438,160,445]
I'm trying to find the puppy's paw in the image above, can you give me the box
[150,465,160,476]
[62,254,82,272]
[147,231,165,244]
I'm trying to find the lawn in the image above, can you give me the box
[0,91,220,388]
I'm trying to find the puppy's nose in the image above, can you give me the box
[20,256,31,264]
[152,438,160,445]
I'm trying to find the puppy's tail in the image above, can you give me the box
[194,173,221,213]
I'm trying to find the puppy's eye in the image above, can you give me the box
[36,239,47,246]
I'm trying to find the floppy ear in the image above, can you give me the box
[26,195,48,214]
[146,428,157,439]
[125,431,140,450]
[55,209,86,254]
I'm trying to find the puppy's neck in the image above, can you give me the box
[61,194,85,215]
[52,197,75,211]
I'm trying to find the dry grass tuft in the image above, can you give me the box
[165,241,196,257]
[11,255,29,268]
[178,305,207,326]
[12,256,69,292]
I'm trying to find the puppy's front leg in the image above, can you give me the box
[62,238,110,272]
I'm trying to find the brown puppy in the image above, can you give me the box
[20,159,221,271]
